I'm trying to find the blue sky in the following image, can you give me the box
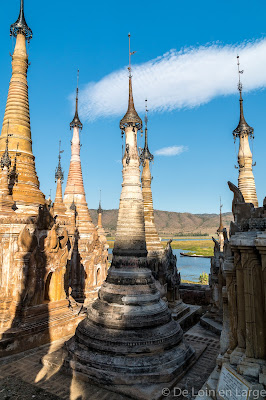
[1,0,266,213]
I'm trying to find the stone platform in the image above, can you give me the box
[0,300,85,357]
[0,323,220,400]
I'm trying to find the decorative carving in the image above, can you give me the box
[18,225,36,252]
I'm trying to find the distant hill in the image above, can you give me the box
[89,209,233,237]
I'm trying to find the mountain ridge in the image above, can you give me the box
[89,209,233,236]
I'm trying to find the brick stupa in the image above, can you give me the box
[44,35,195,400]
[0,1,108,357]
[63,71,108,302]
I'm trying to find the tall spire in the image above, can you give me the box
[53,141,66,219]
[70,70,83,130]
[140,101,163,256]
[0,0,45,209]
[114,34,146,256]
[64,72,94,232]
[233,56,254,139]
[10,0,32,42]
[58,33,194,398]
[97,190,104,231]
[140,99,154,165]
[217,197,224,233]
[232,56,258,207]
[216,198,224,251]
[119,34,142,132]
[97,190,102,215]
[55,140,64,183]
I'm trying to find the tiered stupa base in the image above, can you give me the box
[0,299,85,358]
[43,260,195,400]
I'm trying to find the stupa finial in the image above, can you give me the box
[55,140,64,183]
[120,34,142,132]
[70,69,83,130]
[140,99,154,165]
[233,56,254,139]
[10,0,32,43]
[97,190,103,214]
[217,197,224,233]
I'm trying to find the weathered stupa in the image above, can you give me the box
[63,71,108,302]
[96,195,106,239]
[140,101,164,259]
[53,141,67,222]
[45,35,195,400]
[0,1,108,357]
[195,58,266,400]
[200,201,225,334]
[0,0,85,356]
[233,56,258,207]
[216,198,224,252]
[64,71,94,231]
[139,100,198,327]
[0,0,45,212]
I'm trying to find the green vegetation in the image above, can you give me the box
[181,279,203,285]
[107,238,214,255]
[172,232,209,237]
[199,272,209,284]
[165,239,213,257]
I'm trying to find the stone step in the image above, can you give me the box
[175,304,202,331]
[200,316,222,335]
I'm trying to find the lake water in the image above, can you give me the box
[107,247,211,283]
[173,249,211,282]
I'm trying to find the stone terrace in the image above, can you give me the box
[0,323,219,400]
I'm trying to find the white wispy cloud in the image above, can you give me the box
[78,39,266,121]
[154,145,188,156]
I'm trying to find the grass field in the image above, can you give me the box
[107,238,214,257]
[169,240,213,256]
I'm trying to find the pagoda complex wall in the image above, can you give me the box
[196,182,266,399]
[0,188,108,357]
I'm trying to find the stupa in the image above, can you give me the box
[53,141,67,223]
[0,0,108,357]
[216,199,224,251]
[63,71,108,303]
[233,56,258,207]
[140,100,200,327]
[44,34,195,400]
[0,0,45,213]
[195,58,265,400]
[200,200,225,335]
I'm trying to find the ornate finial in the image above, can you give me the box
[120,34,142,132]
[233,56,254,139]
[70,69,83,130]
[139,99,154,166]
[97,190,103,214]
[128,33,136,78]
[217,197,224,233]
[144,98,148,129]
[1,122,12,170]
[237,55,243,96]
[10,0,33,43]
[55,140,64,182]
